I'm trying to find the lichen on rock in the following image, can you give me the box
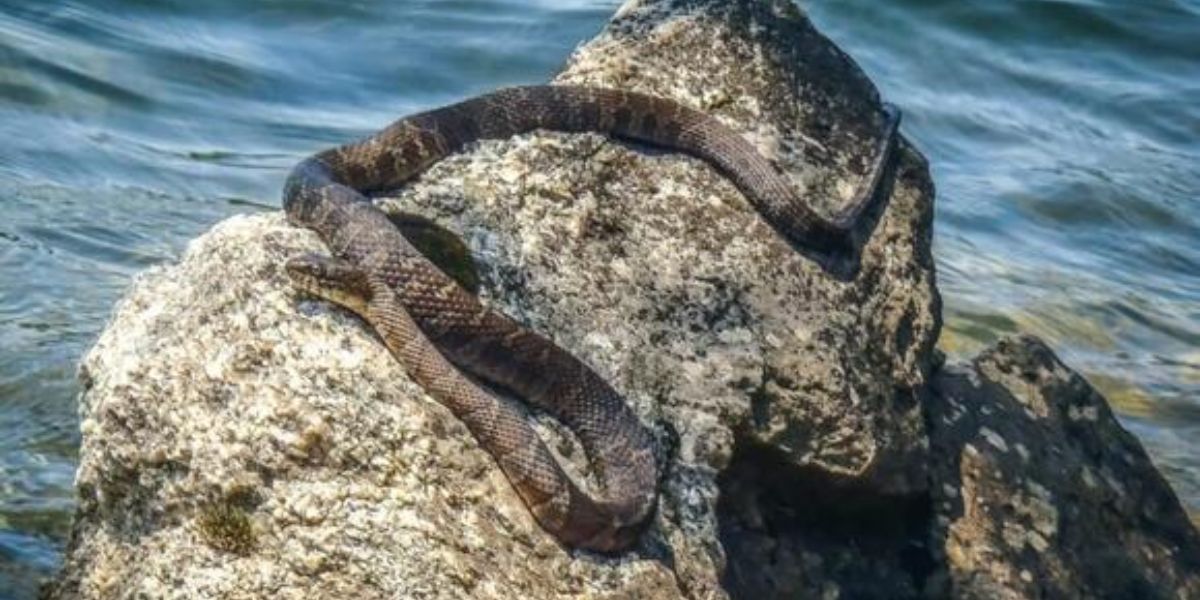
[926,336,1200,599]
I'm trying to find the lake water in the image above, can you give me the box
[1,0,1197,595]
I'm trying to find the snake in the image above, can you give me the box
[281,85,900,552]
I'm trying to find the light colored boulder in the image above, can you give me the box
[48,0,938,597]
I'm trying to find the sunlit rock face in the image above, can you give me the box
[49,0,937,596]
[55,0,1198,598]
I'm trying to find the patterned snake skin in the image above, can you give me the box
[281,85,901,552]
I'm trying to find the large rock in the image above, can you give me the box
[926,336,1200,599]
[46,1,1200,598]
[714,335,1200,599]
[48,0,938,598]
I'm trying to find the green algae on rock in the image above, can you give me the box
[197,502,257,556]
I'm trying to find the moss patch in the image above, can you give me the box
[389,212,480,294]
[197,494,258,555]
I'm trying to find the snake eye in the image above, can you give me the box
[284,254,373,304]
[284,255,324,281]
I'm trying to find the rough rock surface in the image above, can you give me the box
[48,1,938,598]
[49,0,1200,598]
[926,336,1200,599]
[712,336,1200,599]
[390,0,940,497]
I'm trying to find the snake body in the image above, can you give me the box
[282,85,900,552]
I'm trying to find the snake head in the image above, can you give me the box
[285,254,374,316]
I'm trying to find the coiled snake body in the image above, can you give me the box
[282,85,900,552]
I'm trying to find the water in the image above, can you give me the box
[0,0,1196,594]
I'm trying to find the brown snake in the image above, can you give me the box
[281,85,900,552]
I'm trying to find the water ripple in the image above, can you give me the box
[1,0,1198,595]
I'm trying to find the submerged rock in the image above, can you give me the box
[46,0,1197,598]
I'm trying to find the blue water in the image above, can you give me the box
[0,0,1197,594]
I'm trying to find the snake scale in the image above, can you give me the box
[282,85,900,552]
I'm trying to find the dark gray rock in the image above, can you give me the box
[714,336,1200,600]
[927,335,1200,599]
